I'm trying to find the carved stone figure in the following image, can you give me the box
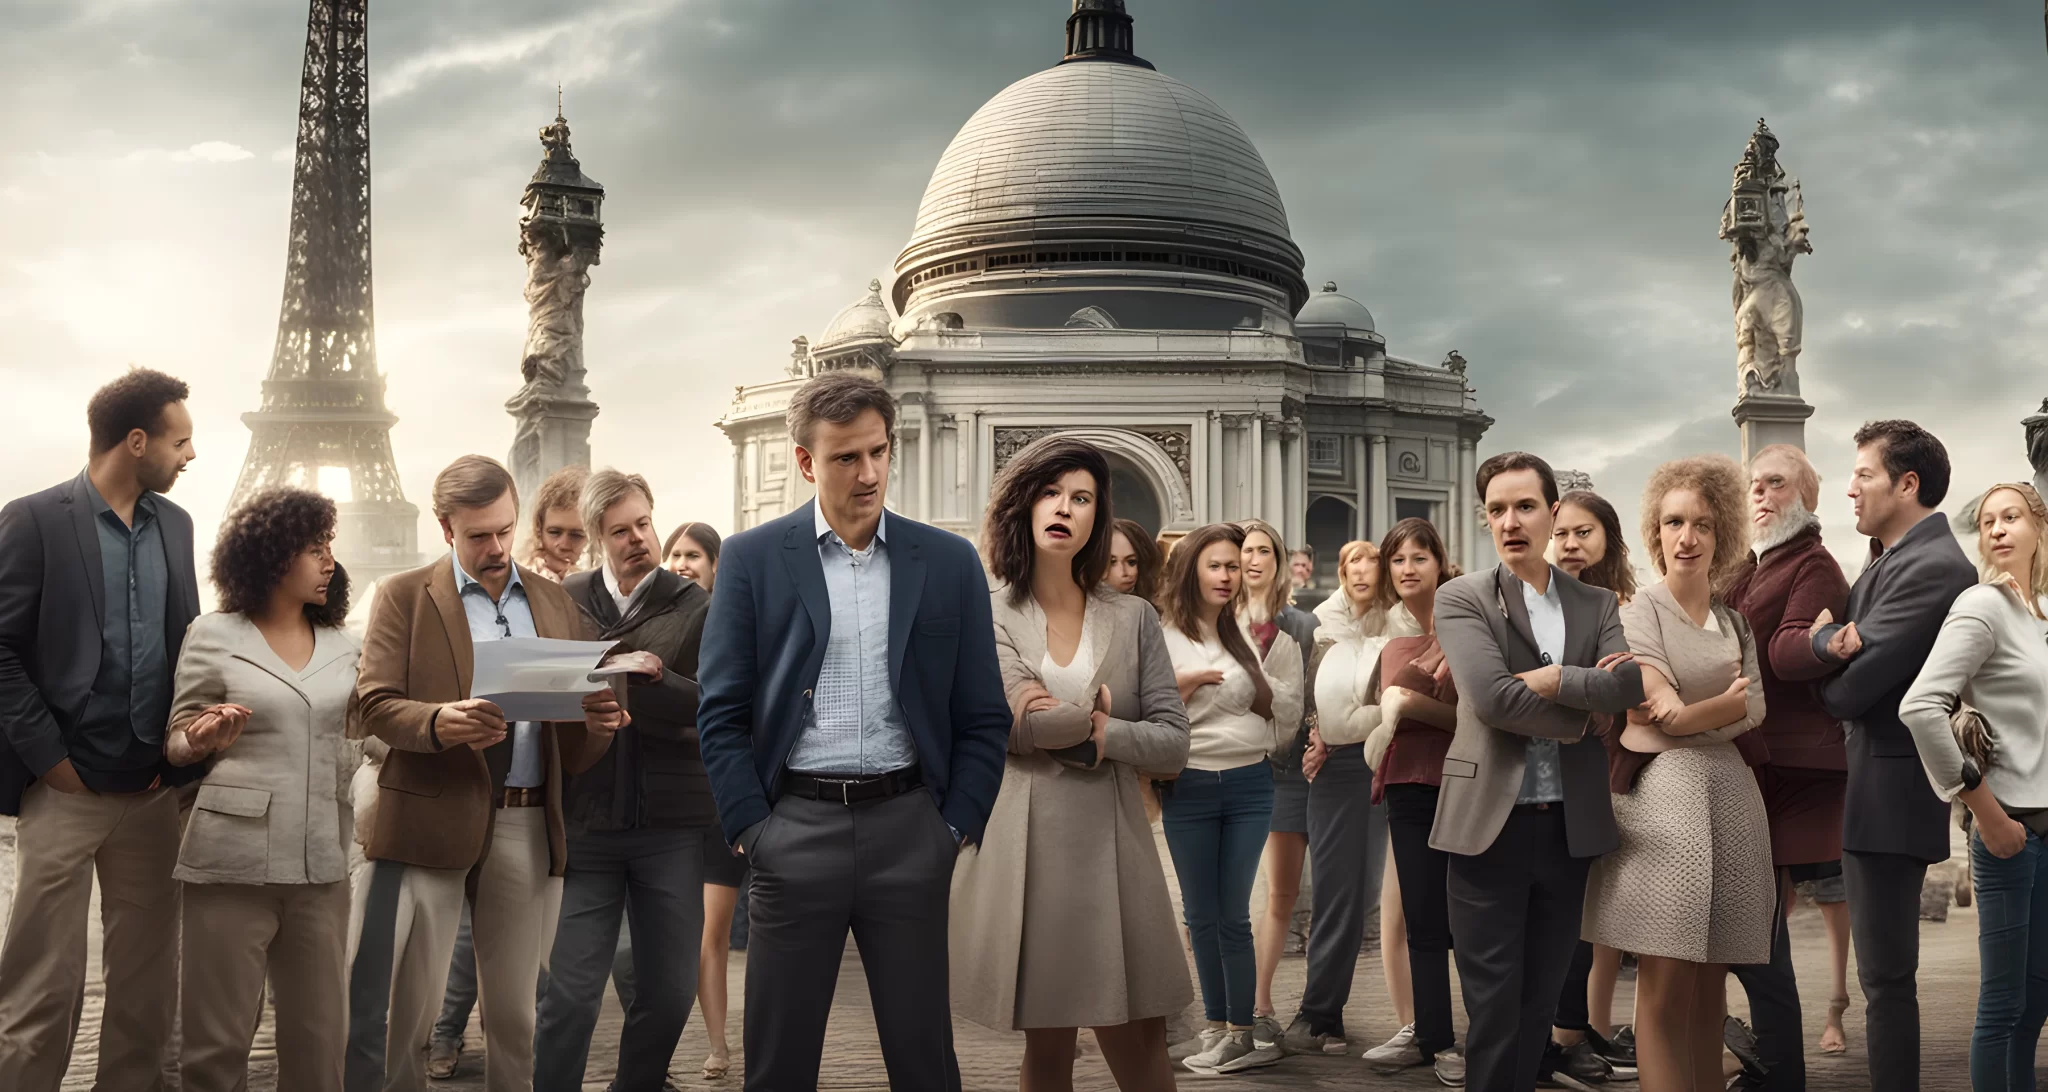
[1720,120,1812,398]
[2026,397,2048,500]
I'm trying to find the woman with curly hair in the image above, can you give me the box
[1582,456,1772,1092]
[168,487,358,1091]
[951,436,1190,1091]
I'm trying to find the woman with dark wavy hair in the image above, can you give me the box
[168,487,357,1091]
[663,521,721,593]
[952,435,1191,1091]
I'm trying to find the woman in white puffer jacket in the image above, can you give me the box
[1278,540,1422,1058]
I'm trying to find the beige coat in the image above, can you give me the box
[169,612,359,886]
[950,588,1193,1030]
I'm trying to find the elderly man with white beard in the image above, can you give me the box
[1720,444,1852,1091]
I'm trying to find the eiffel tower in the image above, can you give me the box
[230,0,421,585]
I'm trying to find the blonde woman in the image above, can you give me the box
[1237,519,1318,1056]
[522,465,589,582]
[1583,455,1771,1092]
[1900,483,2048,1092]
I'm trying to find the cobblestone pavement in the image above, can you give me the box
[9,821,1985,1091]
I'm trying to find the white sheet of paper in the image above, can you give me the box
[472,637,622,721]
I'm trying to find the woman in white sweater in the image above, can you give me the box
[1899,482,2048,1092]
[1156,523,1300,1076]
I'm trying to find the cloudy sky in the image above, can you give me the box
[5,0,2044,578]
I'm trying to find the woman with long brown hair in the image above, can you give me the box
[1156,523,1300,1076]
[1584,456,1771,1092]
[952,436,1191,1091]
[1236,519,1319,1057]
[1104,517,1165,602]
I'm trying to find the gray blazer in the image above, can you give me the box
[1795,511,1977,863]
[170,612,359,886]
[1429,565,1643,858]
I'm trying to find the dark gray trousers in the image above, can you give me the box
[1448,807,1591,1092]
[1298,744,1386,1032]
[1731,906,1805,1091]
[534,827,705,1092]
[1844,849,1928,1092]
[744,790,960,1092]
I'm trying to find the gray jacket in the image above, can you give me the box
[1429,565,1643,858]
[170,612,359,886]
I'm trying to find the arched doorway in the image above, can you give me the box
[1106,452,1164,538]
[1305,495,1356,592]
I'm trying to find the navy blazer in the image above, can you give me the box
[696,501,1010,846]
[0,473,204,813]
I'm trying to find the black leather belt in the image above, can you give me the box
[782,765,923,806]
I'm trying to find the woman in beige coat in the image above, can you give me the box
[951,436,1192,1092]
[168,488,359,1092]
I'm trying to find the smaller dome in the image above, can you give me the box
[817,279,893,348]
[1295,280,1375,335]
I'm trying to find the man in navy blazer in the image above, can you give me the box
[697,371,1008,1092]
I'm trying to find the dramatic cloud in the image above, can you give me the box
[3,0,2043,581]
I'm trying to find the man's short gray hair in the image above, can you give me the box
[580,468,655,540]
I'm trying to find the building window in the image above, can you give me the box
[1396,497,1435,525]
[766,448,787,474]
[1308,435,1341,469]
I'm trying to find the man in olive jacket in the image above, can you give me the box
[534,469,715,1092]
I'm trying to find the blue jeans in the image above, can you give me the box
[1161,763,1275,1026]
[1971,828,2048,1091]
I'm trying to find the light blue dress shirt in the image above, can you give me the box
[454,558,543,789]
[1516,568,1568,805]
[785,507,918,776]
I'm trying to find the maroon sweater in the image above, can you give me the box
[1371,635,1459,801]
[1725,523,1852,771]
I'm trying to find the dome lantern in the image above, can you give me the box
[1063,0,1151,70]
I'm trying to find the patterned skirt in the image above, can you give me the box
[1583,742,1774,964]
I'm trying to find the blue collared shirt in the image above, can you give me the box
[785,507,918,776]
[454,558,544,789]
[77,471,172,772]
[1516,569,1568,805]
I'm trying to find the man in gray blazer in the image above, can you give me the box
[1782,420,1975,1092]
[0,369,204,1092]
[1431,452,1643,1092]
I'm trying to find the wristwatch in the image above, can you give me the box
[1959,760,1983,794]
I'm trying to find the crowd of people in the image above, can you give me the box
[0,365,2044,1092]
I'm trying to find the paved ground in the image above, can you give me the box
[9,820,1991,1091]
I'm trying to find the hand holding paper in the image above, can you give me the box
[472,637,632,722]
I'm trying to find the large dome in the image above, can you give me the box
[891,15,1308,331]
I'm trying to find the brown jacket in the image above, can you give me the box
[354,555,614,876]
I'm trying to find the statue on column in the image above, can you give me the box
[2026,397,2048,501]
[1719,119,1812,398]
[504,103,604,505]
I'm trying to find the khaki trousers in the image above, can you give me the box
[347,807,561,1092]
[179,880,349,1092]
[0,781,181,1092]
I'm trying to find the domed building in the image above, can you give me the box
[719,0,1493,578]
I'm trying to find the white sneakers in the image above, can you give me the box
[1183,1028,1255,1075]
[1365,1024,1425,1070]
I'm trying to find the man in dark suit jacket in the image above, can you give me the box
[1782,420,1977,1092]
[1430,452,1643,1092]
[698,372,1009,1092]
[0,369,207,1091]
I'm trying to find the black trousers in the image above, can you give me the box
[1554,941,1595,1032]
[1298,744,1385,1032]
[1843,849,1928,1092]
[1385,783,1457,1056]
[743,789,961,1092]
[1731,903,1805,1091]
[1448,806,1592,1092]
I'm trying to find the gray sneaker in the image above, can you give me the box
[1186,1029,1254,1075]
[1433,1047,1467,1087]
[1281,1014,1349,1055]
[1365,1024,1425,1070]
[1213,1039,1285,1074]
[1251,1013,1285,1050]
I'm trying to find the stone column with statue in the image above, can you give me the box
[1722,119,1816,462]
[506,99,605,511]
